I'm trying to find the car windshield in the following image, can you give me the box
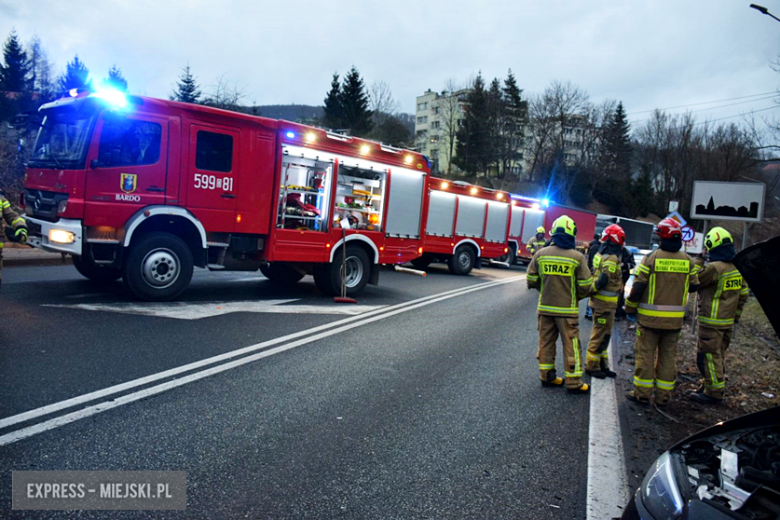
[29,106,97,169]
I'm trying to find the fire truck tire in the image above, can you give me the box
[318,245,370,296]
[260,263,305,285]
[496,247,516,267]
[72,255,122,282]
[122,232,194,301]
[410,256,433,269]
[448,246,475,275]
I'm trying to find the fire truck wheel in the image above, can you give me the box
[72,255,122,282]
[410,256,433,270]
[123,232,194,301]
[260,263,305,285]
[448,246,475,275]
[321,245,370,296]
[496,247,516,267]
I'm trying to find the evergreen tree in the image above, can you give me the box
[26,36,55,101]
[106,65,128,91]
[594,101,633,213]
[454,73,490,175]
[339,66,372,136]
[499,69,527,185]
[322,72,343,129]
[170,64,201,103]
[0,30,30,92]
[58,55,90,92]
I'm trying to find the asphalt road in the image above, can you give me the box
[0,262,593,519]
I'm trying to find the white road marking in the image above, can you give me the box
[43,300,383,319]
[586,334,630,520]
[65,293,106,299]
[0,276,524,441]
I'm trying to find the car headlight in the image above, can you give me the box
[641,452,684,520]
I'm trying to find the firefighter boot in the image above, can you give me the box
[688,392,723,406]
[626,391,650,406]
[586,368,606,379]
[541,369,564,387]
[567,383,590,394]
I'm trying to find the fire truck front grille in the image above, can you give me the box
[24,189,69,222]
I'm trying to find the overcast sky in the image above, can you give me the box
[2,0,779,128]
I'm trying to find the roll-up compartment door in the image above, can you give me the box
[521,209,545,242]
[485,202,509,243]
[385,168,425,238]
[426,190,457,236]
[510,206,524,237]
[455,196,486,238]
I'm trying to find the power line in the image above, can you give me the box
[692,104,779,126]
[630,95,778,125]
[627,91,777,115]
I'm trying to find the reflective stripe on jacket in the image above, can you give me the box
[697,261,748,329]
[626,249,699,329]
[590,252,623,310]
[1,195,26,247]
[527,245,592,317]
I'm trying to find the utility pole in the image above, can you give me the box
[750,4,780,24]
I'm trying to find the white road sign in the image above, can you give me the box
[683,232,704,255]
[691,181,765,223]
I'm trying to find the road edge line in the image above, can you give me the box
[586,334,630,520]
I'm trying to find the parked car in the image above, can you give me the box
[622,235,780,519]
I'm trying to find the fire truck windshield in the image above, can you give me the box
[29,107,96,170]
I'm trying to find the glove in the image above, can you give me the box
[15,227,27,244]
[626,313,636,323]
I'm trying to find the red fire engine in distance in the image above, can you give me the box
[411,177,511,275]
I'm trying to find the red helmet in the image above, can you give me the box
[601,224,626,246]
[655,218,682,239]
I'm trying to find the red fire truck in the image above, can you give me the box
[410,177,510,275]
[21,89,431,301]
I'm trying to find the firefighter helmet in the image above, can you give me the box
[655,218,682,239]
[536,226,545,234]
[601,224,626,246]
[550,215,577,237]
[704,226,733,250]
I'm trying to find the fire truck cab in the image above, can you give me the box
[22,89,430,301]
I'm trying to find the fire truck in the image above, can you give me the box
[510,200,597,264]
[21,89,431,301]
[410,177,511,275]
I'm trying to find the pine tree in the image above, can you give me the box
[322,72,343,129]
[26,36,54,100]
[58,55,90,92]
[339,66,372,136]
[106,65,128,91]
[0,30,30,92]
[595,101,633,213]
[454,73,490,176]
[171,64,201,103]
[500,69,527,185]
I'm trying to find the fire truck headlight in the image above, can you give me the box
[49,229,75,244]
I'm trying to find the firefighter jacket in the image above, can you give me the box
[697,261,748,329]
[589,252,623,312]
[527,237,546,256]
[1,195,26,248]
[527,245,592,317]
[625,249,699,330]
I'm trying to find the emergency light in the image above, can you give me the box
[89,87,128,109]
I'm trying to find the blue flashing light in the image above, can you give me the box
[90,87,128,109]
[541,198,551,207]
[286,131,295,139]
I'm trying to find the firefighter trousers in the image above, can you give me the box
[586,308,614,371]
[696,326,732,400]
[633,325,681,405]
[537,315,583,389]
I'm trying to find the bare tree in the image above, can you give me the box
[438,78,463,175]
[202,74,247,112]
[368,80,399,126]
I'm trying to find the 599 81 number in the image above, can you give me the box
[194,173,233,191]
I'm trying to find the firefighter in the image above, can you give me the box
[585,224,625,379]
[585,233,601,321]
[527,215,593,394]
[689,227,748,405]
[624,218,699,406]
[526,226,546,256]
[0,193,27,287]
